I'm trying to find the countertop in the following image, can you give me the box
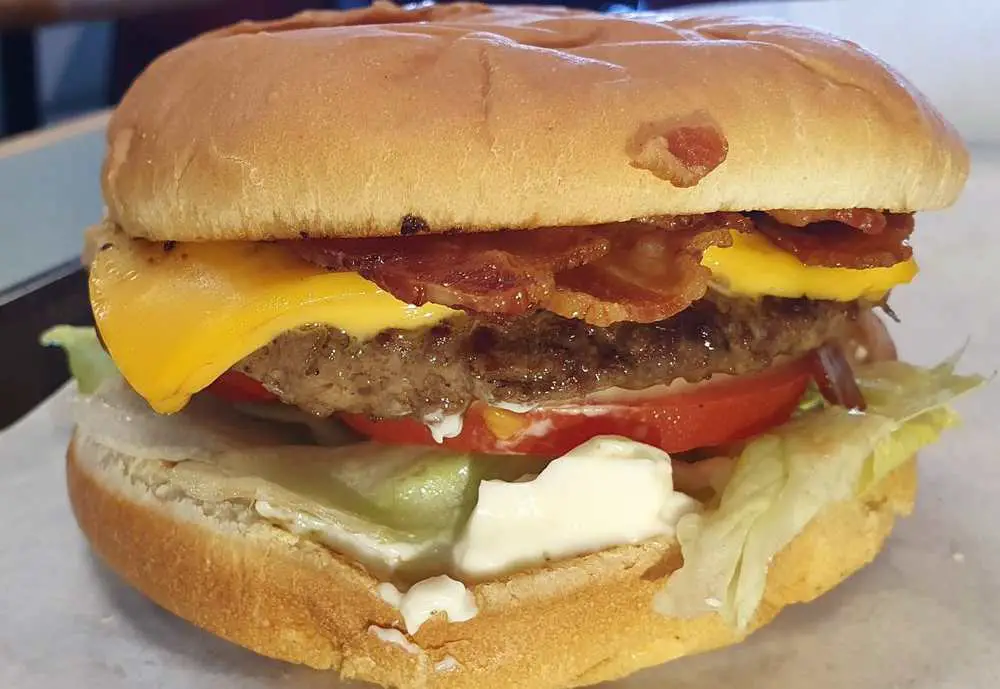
[0,151,996,687]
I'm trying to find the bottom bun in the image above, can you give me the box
[67,434,916,689]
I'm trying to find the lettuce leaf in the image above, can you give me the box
[41,325,539,538]
[655,356,985,630]
[76,376,549,542]
[40,326,117,394]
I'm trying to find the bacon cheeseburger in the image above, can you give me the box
[46,3,985,688]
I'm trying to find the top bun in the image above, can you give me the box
[103,2,968,242]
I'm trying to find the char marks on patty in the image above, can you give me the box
[236,295,858,419]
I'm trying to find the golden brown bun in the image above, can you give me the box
[68,432,916,689]
[102,2,967,242]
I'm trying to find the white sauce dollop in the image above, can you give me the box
[255,436,700,582]
[368,625,422,654]
[435,655,460,672]
[422,411,464,444]
[453,436,699,577]
[491,401,538,413]
[253,500,434,572]
[376,575,478,634]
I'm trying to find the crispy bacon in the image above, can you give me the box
[755,213,913,269]
[293,214,746,324]
[546,226,734,326]
[629,121,729,188]
[293,209,912,326]
[293,228,611,315]
[638,213,753,234]
[766,209,888,234]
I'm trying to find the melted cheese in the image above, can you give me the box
[90,227,917,414]
[702,231,917,301]
[89,229,458,413]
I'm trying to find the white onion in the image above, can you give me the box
[73,378,302,462]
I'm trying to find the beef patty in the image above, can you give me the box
[236,295,859,419]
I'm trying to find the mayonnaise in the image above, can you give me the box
[490,401,537,413]
[377,576,477,634]
[252,500,436,574]
[255,436,699,581]
[422,411,464,443]
[453,436,700,577]
[435,656,460,672]
[368,625,422,654]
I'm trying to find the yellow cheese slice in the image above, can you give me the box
[702,231,917,301]
[89,229,459,413]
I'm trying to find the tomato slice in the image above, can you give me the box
[205,371,277,403]
[341,358,813,455]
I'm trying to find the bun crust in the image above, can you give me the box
[103,2,967,242]
[67,433,916,689]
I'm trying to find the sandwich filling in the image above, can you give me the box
[52,208,983,631]
[88,210,914,417]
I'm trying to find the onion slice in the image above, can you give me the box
[809,343,867,411]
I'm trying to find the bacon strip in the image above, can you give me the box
[293,228,610,315]
[629,122,729,188]
[546,226,734,326]
[293,214,746,325]
[293,210,912,326]
[767,209,888,234]
[755,213,913,269]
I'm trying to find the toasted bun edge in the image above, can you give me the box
[67,432,916,689]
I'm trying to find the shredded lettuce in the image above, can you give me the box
[793,382,825,416]
[655,356,985,630]
[40,326,117,394]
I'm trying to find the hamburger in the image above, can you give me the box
[43,3,985,688]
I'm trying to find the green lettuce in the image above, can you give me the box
[793,382,825,416]
[38,325,533,537]
[655,356,985,630]
[196,442,545,537]
[40,325,117,393]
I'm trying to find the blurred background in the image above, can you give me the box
[1,0,997,141]
[0,0,997,428]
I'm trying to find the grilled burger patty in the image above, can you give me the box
[237,295,859,419]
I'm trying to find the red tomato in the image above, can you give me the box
[206,371,277,403]
[341,359,813,455]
